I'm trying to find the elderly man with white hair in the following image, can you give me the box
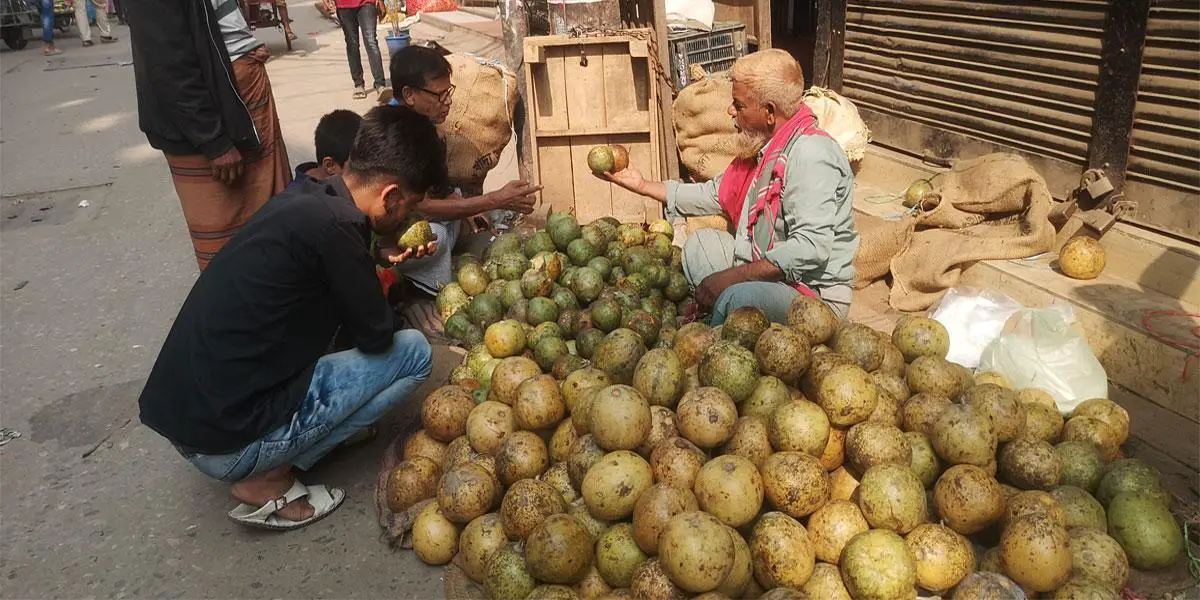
[603,49,859,325]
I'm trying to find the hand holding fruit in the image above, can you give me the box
[380,219,439,265]
[383,241,439,265]
[598,166,647,195]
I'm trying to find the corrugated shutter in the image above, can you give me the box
[840,0,1108,195]
[1123,0,1200,241]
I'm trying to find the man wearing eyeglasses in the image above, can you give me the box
[380,46,541,300]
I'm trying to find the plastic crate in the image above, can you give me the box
[668,22,747,90]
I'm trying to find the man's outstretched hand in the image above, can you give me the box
[597,167,646,194]
[495,180,542,214]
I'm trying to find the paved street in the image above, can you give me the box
[0,9,509,598]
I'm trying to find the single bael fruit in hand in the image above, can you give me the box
[399,219,436,249]
[610,144,630,172]
[587,145,616,174]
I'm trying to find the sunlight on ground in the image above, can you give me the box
[117,142,162,166]
[77,112,131,134]
[51,98,95,111]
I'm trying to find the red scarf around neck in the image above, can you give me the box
[715,104,832,298]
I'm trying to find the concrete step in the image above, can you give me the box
[851,145,1200,497]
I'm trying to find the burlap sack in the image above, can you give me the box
[853,211,916,289]
[889,154,1056,311]
[440,54,518,189]
[674,79,873,181]
[803,87,871,162]
[673,74,738,182]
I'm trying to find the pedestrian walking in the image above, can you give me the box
[330,0,387,98]
[76,0,118,46]
[40,0,61,55]
[126,0,292,270]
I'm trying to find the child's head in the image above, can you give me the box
[314,109,364,177]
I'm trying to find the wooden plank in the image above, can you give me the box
[813,0,833,87]
[550,0,621,34]
[827,0,846,91]
[570,135,615,223]
[608,132,657,222]
[756,0,771,48]
[524,32,654,49]
[531,49,570,132]
[524,64,545,211]
[536,137,577,215]
[536,126,652,137]
[502,0,532,181]
[565,43,609,130]
[603,43,652,130]
[1110,383,1200,474]
[652,0,680,180]
[1056,215,1200,307]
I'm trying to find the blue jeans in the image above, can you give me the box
[184,330,433,482]
[40,0,54,43]
[682,228,852,325]
[336,4,386,89]
[710,282,800,325]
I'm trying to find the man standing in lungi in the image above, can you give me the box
[127,0,292,270]
[602,49,860,325]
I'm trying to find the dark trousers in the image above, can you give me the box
[336,4,386,89]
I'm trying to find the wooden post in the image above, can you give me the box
[500,0,533,181]
[812,0,844,90]
[1084,0,1151,208]
[756,0,772,48]
[549,0,622,33]
[653,0,680,180]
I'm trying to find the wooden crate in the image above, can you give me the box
[523,32,665,224]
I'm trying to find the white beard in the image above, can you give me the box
[734,128,771,161]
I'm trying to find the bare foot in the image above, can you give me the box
[230,464,315,522]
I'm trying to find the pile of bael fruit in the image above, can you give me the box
[384,211,1185,600]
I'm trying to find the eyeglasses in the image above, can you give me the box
[414,84,455,105]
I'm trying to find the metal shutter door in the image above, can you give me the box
[1122,0,1200,241]
[840,0,1108,196]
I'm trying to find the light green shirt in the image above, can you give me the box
[665,135,859,290]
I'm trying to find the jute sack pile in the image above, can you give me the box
[673,76,873,184]
[673,72,739,182]
[803,86,871,162]
[439,54,518,192]
[853,211,917,289]
[885,153,1057,311]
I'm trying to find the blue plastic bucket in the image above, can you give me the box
[386,31,411,56]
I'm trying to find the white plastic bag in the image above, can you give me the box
[665,0,715,30]
[978,309,1108,414]
[929,288,1024,369]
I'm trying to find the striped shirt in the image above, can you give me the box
[211,0,263,62]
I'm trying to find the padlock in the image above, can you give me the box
[1085,174,1114,200]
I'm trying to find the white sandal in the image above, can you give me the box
[227,480,345,531]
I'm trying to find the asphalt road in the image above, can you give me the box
[0,9,509,598]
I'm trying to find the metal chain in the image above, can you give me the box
[565,25,677,95]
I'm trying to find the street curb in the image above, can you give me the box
[418,12,502,44]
